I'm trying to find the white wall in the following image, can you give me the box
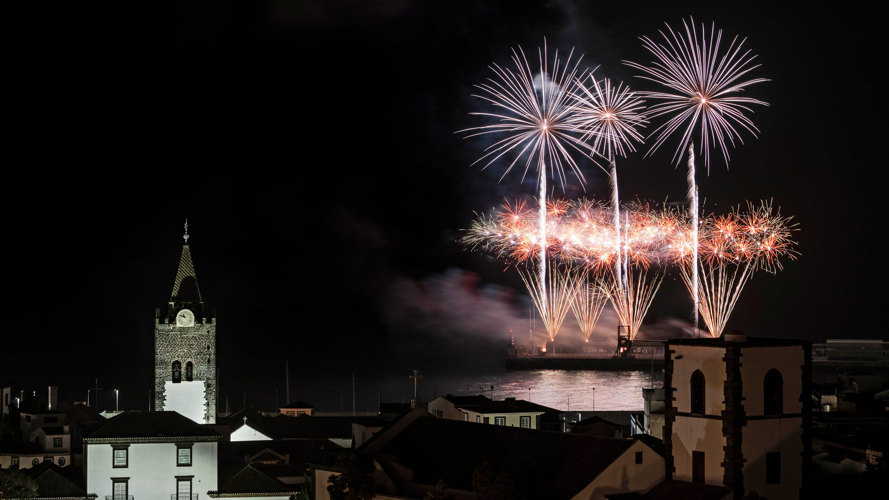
[571,441,665,500]
[740,346,803,417]
[672,415,724,484]
[163,381,207,423]
[0,453,69,469]
[229,423,272,442]
[672,345,726,416]
[87,441,217,498]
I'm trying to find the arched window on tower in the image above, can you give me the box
[185,361,194,382]
[764,369,783,415]
[172,361,182,383]
[690,370,705,415]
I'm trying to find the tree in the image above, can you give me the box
[326,452,375,500]
[0,468,38,498]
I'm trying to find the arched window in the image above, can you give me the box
[185,361,194,382]
[691,370,705,414]
[172,361,182,383]
[764,369,783,415]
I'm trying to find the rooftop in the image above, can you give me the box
[84,411,220,442]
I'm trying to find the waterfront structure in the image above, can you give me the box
[154,223,217,424]
[664,333,810,500]
[84,411,220,499]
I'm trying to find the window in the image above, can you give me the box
[520,416,531,428]
[476,415,481,423]
[177,477,193,500]
[463,413,469,421]
[177,444,193,466]
[11,456,19,468]
[692,451,705,484]
[483,416,490,424]
[494,416,506,426]
[635,451,643,464]
[433,409,443,418]
[32,458,39,466]
[172,361,182,383]
[44,456,53,464]
[112,478,128,500]
[286,411,295,416]
[185,361,194,382]
[53,437,63,448]
[58,456,66,466]
[764,369,784,415]
[690,370,706,414]
[113,446,128,468]
[766,452,781,484]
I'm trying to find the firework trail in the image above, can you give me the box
[518,259,578,350]
[625,18,769,332]
[686,144,699,335]
[669,201,797,337]
[462,40,594,339]
[570,269,608,342]
[571,75,647,334]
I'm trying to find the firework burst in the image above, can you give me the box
[570,269,608,342]
[624,17,769,170]
[670,201,797,337]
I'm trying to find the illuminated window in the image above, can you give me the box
[463,413,469,421]
[764,369,783,415]
[494,416,506,426]
[113,446,128,468]
[520,416,530,428]
[177,444,193,466]
[185,362,194,382]
[172,361,182,383]
[690,370,705,414]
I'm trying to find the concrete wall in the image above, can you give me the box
[230,423,272,442]
[740,346,804,417]
[742,418,803,500]
[571,441,665,500]
[426,398,464,420]
[0,452,70,469]
[87,441,217,498]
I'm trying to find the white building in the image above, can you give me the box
[84,411,220,499]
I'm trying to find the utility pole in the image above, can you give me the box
[285,360,290,405]
[409,369,424,409]
[352,372,357,416]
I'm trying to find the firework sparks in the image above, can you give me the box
[572,76,648,162]
[570,269,608,342]
[462,40,595,333]
[518,259,578,346]
[624,17,770,170]
[670,201,798,337]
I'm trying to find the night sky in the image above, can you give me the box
[5,1,885,411]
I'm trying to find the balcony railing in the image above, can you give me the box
[105,496,133,500]
[171,495,199,500]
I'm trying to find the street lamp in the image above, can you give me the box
[115,389,119,412]
[592,387,596,411]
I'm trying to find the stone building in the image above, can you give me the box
[153,223,217,423]
[664,333,811,500]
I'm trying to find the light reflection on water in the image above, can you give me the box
[419,369,664,412]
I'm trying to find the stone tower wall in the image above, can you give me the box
[154,316,217,423]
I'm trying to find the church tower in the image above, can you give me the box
[154,221,217,423]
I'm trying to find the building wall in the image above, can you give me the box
[426,398,463,420]
[671,345,726,416]
[740,346,804,417]
[571,441,665,500]
[671,415,724,484]
[86,441,217,498]
[742,418,803,500]
[155,319,217,424]
[0,453,70,469]
[35,430,71,452]
[230,423,272,442]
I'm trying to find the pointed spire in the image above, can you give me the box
[171,222,202,304]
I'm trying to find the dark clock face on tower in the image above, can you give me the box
[176,308,195,327]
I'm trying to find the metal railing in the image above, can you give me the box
[171,495,199,500]
[105,496,133,500]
